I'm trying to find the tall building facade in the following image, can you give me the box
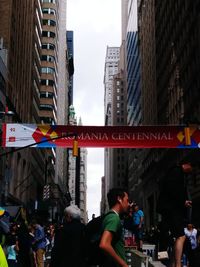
[103,46,120,211]
[67,31,74,106]
[54,0,69,217]
[68,106,87,222]
[0,0,44,210]
[110,42,128,190]
[154,0,200,225]
[79,118,88,223]
[41,0,59,125]
[0,0,69,219]
[125,0,143,204]
[133,0,200,228]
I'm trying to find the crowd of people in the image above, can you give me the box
[0,212,56,267]
[0,175,200,267]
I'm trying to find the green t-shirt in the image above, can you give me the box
[102,211,126,263]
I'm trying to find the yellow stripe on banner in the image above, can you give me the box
[184,127,191,146]
[73,140,78,157]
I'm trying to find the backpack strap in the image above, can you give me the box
[103,210,121,245]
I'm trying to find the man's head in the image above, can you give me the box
[133,204,139,212]
[64,204,81,222]
[107,188,129,213]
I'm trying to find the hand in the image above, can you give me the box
[185,200,192,207]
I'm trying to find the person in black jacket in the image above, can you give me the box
[157,163,193,267]
[50,205,86,267]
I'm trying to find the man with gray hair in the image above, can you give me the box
[50,205,86,267]
[64,204,81,221]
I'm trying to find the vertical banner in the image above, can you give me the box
[1,123,200,148]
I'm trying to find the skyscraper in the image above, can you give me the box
[104,46,120,205]
[0,0,69,218]
[67,31,74,106]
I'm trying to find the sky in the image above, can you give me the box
[67,0,121,220]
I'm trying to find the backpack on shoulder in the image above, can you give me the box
[85,211,114,266]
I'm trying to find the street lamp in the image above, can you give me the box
[0,109,14,205]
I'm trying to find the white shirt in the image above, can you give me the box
[184,227,198,250]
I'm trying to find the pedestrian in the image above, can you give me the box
[6,223,19,267]
[99,188,130,267]
[157,163,193,267]
[31,219,46,267]
[50,204,86,267]
[0,207,9,267]
[17,220,35,267]
[184,223,198,267]
[123,204,135,247]
[0,244,8,267]
[132,204,144,251]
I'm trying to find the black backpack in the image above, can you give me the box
[85,211,115,266]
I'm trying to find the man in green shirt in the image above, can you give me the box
[99,188,129,267]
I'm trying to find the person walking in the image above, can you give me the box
[50,205,86,267]
[6,223,19,267]
[157,163,193,267]
[31,219,46,267]
[184,223,198,267]
[99,188,130,267]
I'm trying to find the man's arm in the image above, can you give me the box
[139,215,144,228]
[99,230,128,267]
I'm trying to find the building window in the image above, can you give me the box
[40,104,54,111]
[42,31,56,38]
[42,43,55,50]
[42,8,56,15]
[43,19,56,27]
[41,79,55,86]
[43,0,56,3]
[41,55,55,62]
[40,92,54,99]
[41,67,55,74]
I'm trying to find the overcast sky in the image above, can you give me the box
[67,0,121,220]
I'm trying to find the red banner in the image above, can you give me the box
[2,124,200,148]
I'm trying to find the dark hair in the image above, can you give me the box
[107,188,128,209]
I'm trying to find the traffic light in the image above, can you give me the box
[43,184,50,200]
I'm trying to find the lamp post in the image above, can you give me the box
[0,110,14,205]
